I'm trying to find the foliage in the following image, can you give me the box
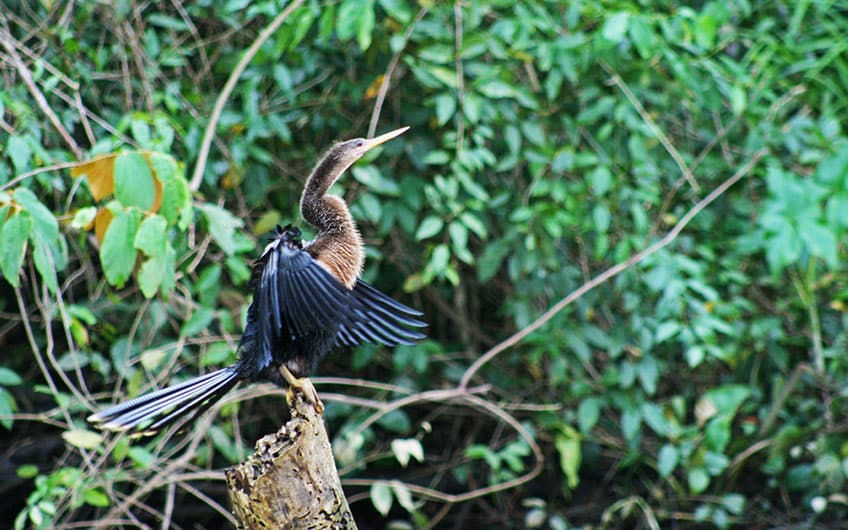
[1,0,848,528]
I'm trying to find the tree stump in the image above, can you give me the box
[225,388,357,529]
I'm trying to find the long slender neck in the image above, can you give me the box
[300,150,353,233]
[299,149,364,287]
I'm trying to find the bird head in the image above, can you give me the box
[330,126,410,172]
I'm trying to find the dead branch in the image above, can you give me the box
[226,389,357,529]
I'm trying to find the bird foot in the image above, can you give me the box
[279,366,324,414]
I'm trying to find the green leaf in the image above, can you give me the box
[688,467,710,493]
[391,438,424,468]
[351,166,400,196]
[128,446,154,469]
[71,206,97,229]
[200,203,244,255]
[657,444,679,478]
[82,487,110,508]
[0,388,15,429]
[391,481,415,513]
[378,0,411,23]
[99,208,141,287]
[577,397,601,433]
[798,219,838,269]
[448,221,468,251]
[602,12,629,42]
[134,214,168,256]
[13,187,58,241]
[477,238,510,282]
[459,211,488,239]
[114,152,155,210]
[477,79,516,99]
[415,216,443,240]
[0,367,22,386]
[0,212,32,287]
[130,119,151,148]
[181,307,215,337]
[137,252,168,298]
[7,135,32,173]
[140,348,168,371]
[729,85,746,116]
[338,0,375,51]
[434,93,456,126]
[555,426,582,489]
[16,464,38,479]
[202,342,234,367]
[61,429,103,450]
[160,175,191,227]
[705,415,732,452]
[629,16,655,58]
[641,402,669,436]
[31,229,63,293]
[722,493,745,515]
[148,152,178,183]
[370,482,393,516]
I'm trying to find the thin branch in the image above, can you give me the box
[367,7,428,138]
[603,64,698,192]
[189,0,304,191]
[0,24,82,158]
[459,148,769,390]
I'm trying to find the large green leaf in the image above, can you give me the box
[0,212,32,287]
[200,203,244,255]
[99,208,141,287]
[114,152,155,210]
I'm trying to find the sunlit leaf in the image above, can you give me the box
[114,152,155,210]
[370,482,393,516]
[0,212,31,287]
[99,208,141,287]
[71,154,117,201]
[62,429,103,450]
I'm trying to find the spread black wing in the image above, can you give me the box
[253,232,426,364]
[336,279,427,347]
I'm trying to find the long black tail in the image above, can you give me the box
[88,364,243,436]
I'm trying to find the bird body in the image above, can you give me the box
[89,127,423,435]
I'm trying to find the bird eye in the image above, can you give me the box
[355,140,364,147]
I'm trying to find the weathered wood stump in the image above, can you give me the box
[225,388,357,529]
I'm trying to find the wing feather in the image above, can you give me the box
[252,234,427,355]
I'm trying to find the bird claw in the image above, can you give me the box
[279,366,324,414]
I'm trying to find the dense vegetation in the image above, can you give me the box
[1,1,848,528]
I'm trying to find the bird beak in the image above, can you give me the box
[363,126,410,151]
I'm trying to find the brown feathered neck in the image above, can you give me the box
[300,144,364,288]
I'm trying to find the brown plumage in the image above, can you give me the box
[88,127,425,435]
[300,127,409,287]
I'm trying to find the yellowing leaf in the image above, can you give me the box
[253,209,282,235]
[62,428,103,449]
[364,75,385,99]
[94,207,113,244]
[71,154,117,201]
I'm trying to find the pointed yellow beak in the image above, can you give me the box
[362,126,410,151]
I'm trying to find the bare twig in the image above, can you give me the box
[0,24,82,158]
[367,7,429,138]
[603,64,698,192]
[189,0,305,191]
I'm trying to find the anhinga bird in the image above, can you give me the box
[89,127,425,435]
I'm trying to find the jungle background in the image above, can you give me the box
[1,0,848,528]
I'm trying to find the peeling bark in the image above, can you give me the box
[226,389,357,529]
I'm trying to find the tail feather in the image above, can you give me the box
[88,365,242,436]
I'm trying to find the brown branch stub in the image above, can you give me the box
[226,388,358,530]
